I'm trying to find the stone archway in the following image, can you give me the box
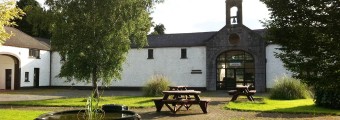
[0,54,20,90]
[216,50,255,90]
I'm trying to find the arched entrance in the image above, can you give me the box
[216,51,255,90]
[0,54,20,90]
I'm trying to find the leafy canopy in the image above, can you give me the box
[261,0,340,108]
[15,0,52,38]
[47,0,162,88]
[0,0,24,45]
[150,23,166,35]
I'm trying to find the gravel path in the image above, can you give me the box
[0,89,339,120]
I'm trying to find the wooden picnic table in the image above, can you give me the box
[228,85,256,101]
[153,90,210,114]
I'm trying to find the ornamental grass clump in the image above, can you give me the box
[270,76,311,100]
[143,75,170,97]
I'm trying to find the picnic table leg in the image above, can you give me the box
[165,104,176,113]
[184,104,192,110]
[247,95,255,101]
[231,94,239,101]
[246,95,253,101]
[174,104,185,113]
[154,100,164,112]
[199,102,208,113]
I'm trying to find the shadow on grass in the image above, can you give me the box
[256,105,339,118]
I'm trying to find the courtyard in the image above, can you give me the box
[0,89,339,120]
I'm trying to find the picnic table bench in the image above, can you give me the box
[168,86,188,91]
[228,85,256,101]
[153,90,210,114]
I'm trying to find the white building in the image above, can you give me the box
[0,27,50,90]
[0,0,290,92]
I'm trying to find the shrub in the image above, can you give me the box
[270,76,311,100]
[314,87,340,109]
[143,75,170,97]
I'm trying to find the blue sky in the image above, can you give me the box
[36,0,270,34]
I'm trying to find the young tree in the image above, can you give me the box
[0,0,24,45]
[47,0,163,97]
[261,0,340,108]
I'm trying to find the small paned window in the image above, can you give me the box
[148,49,154,59]
[25,72,29,82]
[29,49,40,59]
[181,48,187,59]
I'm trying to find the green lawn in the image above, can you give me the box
[226,97,340,115]
[0,109,49,120]
[0,96,157,108]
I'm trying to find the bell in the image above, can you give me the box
[232,17,237,24]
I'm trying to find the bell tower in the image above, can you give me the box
[226,0,243,25]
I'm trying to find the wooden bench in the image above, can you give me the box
[228,90,237,95]
[228,90,256,95]
[153,98,211,113]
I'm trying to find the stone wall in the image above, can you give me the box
[205,24,266,92]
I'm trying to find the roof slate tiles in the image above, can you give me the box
[3,27,50,50]
[145,32,217,48]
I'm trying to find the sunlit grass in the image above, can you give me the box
[226,98,340,115]
[0,109,49,120]
[0,96,157,108]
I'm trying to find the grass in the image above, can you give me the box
[0,96,157,108]
[226,97,340,115]
[0,109,49,120]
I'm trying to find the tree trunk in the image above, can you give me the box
[92,67,99,99]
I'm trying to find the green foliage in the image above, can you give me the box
[143,75,170,97]
[0,0,25,45]
[260,0,340,108]
[46,0,162,96]
[150,23,166,35]
[15,0,52,38]
[226,97,340,115]
[80,91,104,120]
[314,87,340,109]
[270,76,310,100]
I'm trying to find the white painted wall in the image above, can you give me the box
[51,47,207,87]
[120,47,206,87]
[266,44,292,88]
[50,52,92,86]
[0,46,51,88]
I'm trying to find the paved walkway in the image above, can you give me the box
[0,89,339,120]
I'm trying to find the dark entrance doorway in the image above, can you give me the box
[5,69,12,90]
[216,51,255,90]
[34,68,40,88]
[1,54,20,90]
